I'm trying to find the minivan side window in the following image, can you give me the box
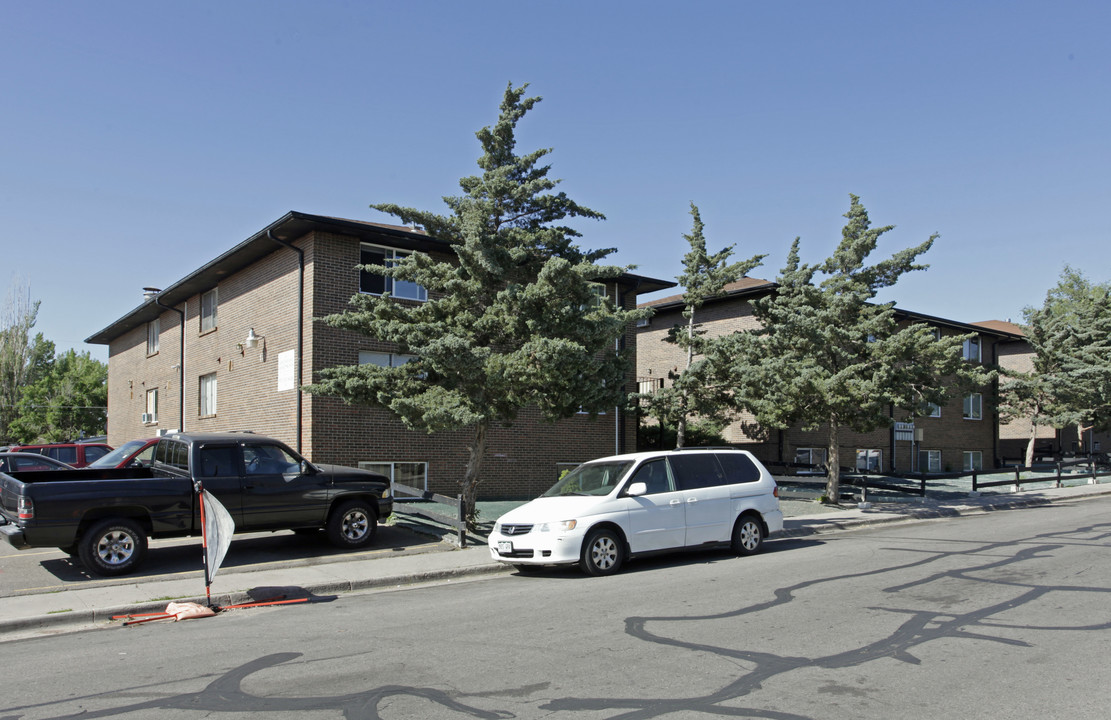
[627,459,674,495]
[716,452,761,484]
[668,453,727,490]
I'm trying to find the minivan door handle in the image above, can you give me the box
[686,497,698,504]
[669,499,682,506]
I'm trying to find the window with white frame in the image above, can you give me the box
[583,282,608,311]
[918,449,941,473]
[200,289,218,333]
[794,448,827,474]
[963,451,983,471]
[199,372,217,416]
[931,327,942,341]
[963,335,981,362]
[359,244,427,301]
[926,402,941,418]
[145,388,158,423]
[636,316,650,328]
[359,351,417,368]
[963,393,982,420]
[147,317,160,355]
[358,461,427,491]
[856,449,882,473]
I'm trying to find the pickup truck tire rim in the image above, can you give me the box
[341,509,369,541]
[97,530,135,565]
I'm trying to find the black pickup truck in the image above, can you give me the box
[0,432,393,576]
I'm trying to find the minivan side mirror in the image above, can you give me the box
[625,481,647,497]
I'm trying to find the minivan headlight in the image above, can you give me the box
[539,519,577,532]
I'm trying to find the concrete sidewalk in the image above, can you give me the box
[4,481,1110,641]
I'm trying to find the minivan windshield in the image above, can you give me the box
[542,461,633,497]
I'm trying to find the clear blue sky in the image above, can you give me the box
[3,1,1109,363]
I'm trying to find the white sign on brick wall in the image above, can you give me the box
[277,350,295,391]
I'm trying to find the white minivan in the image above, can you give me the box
[488,448,783,576]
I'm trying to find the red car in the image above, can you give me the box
[10,442,113,468]
[85,438,159,469]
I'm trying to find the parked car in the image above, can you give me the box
[488,447,784,576]
[0,452,75,473]
[86,438,159,469]
[9,442,113,468]
[1,432,393,576]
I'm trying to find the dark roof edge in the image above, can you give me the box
[86,211,674,345]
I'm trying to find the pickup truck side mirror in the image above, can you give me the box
[300,460,317,475]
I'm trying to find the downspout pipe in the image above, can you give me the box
[267,229,305,454]
[617,277,643,455]
[153,295,185,432]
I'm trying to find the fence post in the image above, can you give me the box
[920,475,926,496]
[1091,457,1098,485]
[1013,466,1021,493]
[972,469,978,493]
[457,494,467,548]
[1056,461,1063,489]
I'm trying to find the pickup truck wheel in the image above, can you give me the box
[326,500,378,549]
[79,518,148,576]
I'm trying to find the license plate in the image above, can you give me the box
[497,541,513,554]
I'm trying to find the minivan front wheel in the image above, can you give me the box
[581,528,624,576]
[731,514,764,556]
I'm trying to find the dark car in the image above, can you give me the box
[0,452,75,473]
[9,442,113,468]
[86,438,159,469]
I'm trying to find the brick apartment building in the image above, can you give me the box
[86,211,673,499]
[637,278,1040,474]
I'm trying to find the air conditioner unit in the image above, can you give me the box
[140,413,151,423]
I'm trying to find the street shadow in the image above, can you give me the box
[31,524,447,584]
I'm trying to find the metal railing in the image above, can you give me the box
[391,482,468,547]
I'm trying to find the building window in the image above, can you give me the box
[145,388,158,424]
[582,282,608,311]
[963,451,983,471]
[358,351,417,368]
[856,449,882,473]
[636,316,650,328]
[963,335,981,362]
[794,448,827,474]
[200,289,218,333]
[359,244,427,301]
[926,402,941,418]
[918,449,941,473]
[963,393,982,420]
[359,461,428,491]
[199,372,217,416]
[147,317,160,355]
[931,327,942,341]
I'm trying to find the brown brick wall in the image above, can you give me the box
[106,227,644,500]
[636,295,1002,472]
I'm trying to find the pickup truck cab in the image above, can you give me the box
[0,432,393,576]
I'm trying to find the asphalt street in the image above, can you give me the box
[3,493,1110,719]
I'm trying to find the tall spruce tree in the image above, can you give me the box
[307,84,646,523]
[641,203,763,447]
[727,195,990,500]
[1012,267,1111,456]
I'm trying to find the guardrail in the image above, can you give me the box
[391,483,468,547]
